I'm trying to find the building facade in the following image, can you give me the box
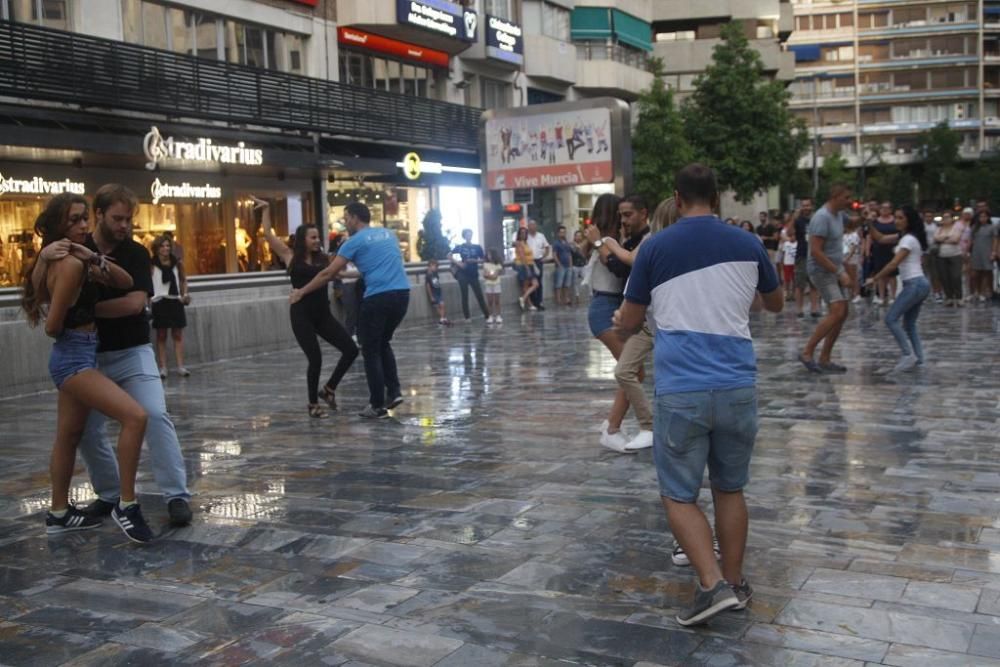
[787,0,999,170]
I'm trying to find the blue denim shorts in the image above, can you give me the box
[49,329,98,389]
[588,292,623,337]
[653,386,759,502]
[554,266,573,289]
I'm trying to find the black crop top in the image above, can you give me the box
[289,258,328,309]
[63,272,99,329]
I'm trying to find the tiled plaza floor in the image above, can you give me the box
[1,299,1000,666]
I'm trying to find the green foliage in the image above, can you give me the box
[682,22,809,204]
[916,121,962,205]
[632,57,694,204]
[865,164,913,206]
[816,153,852,203]
[416,209,451,261]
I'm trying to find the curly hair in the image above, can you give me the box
[21,193,89,327]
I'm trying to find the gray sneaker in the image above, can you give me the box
[730,578,753,610]
[676,580,739,626]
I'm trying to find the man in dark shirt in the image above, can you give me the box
[80,184,192,526]
[793,197,820,318]
[450,228,489,322]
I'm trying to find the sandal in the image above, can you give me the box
[318,385,338,410]
[308,403,328,419]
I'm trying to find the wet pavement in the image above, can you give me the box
[1,300,1000,666]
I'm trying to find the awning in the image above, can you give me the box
[789,44,821,62]
[571,7,611,40]
[612,9,652,52]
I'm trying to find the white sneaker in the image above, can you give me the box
[891,355,918,373]
[178,367,191,377]
[851,295,862,304]
[596,419,610,433]
[158,367,167,379]
[624,430,654,451]
[518,296,526,310]
[600,428,632,454]
[872,296,883,305]
[495,315,503,324]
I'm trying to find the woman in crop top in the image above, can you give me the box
[866,205,930,374]
[513,226,539,311]
[21,193,149,538]
[258,197,358,419]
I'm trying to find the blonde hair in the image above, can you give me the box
[649,197,680,232]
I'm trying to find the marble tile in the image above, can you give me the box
[331,624,464,666]
[1,305,999,664]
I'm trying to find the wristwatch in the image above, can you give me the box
[593,238,605,249]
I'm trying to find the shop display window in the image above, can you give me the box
[327,186,431,263]
[0,198,44,287]
[233,196,289,272]
[132,201,225,276]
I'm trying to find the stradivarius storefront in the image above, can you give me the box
[0,123,316,287]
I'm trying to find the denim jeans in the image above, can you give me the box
[885,275,930,361]
[79,344,191,502]
[358,289,410,408]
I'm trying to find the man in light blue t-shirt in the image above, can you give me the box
[290,202,410,418]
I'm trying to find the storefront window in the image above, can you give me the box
[132,202,226,277]
[0,198,44,287]
[327,186,431,263]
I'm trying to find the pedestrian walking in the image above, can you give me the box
[425,258,449,325]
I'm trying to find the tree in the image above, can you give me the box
[416,209,451,261]
[817,153,852,203]
[682,21,809,203]
[631,57,693,204]
[865,163,913,206]
[916,121,961,206]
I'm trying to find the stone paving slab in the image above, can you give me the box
[1,303,999,665]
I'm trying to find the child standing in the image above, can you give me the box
[425,259,449,325]
[483,249,504,324]
[781,235,798,301]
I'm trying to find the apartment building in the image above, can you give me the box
[787,0,1000,169]
[651,0,796,97]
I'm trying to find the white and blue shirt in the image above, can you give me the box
[337,227,411,299]
[625,215,780,395]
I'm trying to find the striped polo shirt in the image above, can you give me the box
[624,215,780,395]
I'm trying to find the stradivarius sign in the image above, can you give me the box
[143,126,264,171]
[150,178,222,205]
[0,173,85,196]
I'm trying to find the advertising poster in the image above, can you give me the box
[485,107,613,190]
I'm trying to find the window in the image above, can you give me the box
[930,68,966,89]
[894,70,928,90]
[481,77,512,109]
[3,0,69,28]
[839,12,853,27]
[338,49,433,98]
[120,1,306,73]
[859,11,888,28]
[796,16,810,31]
[541,1,570,41]
[893,6,926,26]
[484,0,514,21]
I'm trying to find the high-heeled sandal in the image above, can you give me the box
[308,403,328,419]
[318,385,338,410]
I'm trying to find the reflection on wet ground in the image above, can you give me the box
[2,302,1000,665]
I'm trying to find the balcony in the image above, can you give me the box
[0,21,480,151]
[577,0,654,23]
[574,44,653,99]
[651,0,784,23]
[524,34,576,85]
[336,0,476,55]
[779,1,794,39]
[654,38,794,80]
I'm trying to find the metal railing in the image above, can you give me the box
[0,20,481,150]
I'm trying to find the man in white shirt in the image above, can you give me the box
[526,219,551,310]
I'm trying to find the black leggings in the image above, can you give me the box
[457,273,489,319]
[290,302,359,404]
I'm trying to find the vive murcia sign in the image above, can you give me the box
[143,126,263,171]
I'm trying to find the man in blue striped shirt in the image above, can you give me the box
[617,164,783,626]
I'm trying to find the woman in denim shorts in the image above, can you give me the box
[22,193,151,540]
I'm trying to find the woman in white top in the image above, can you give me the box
[150,235,191,378]
[865,206,930,374]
